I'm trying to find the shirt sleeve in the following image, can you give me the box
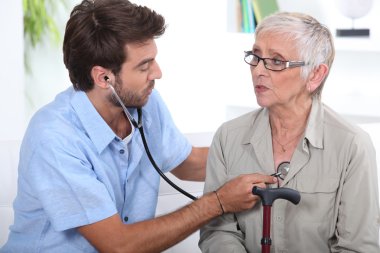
[26,138,118,232]
[146,90,192,172]
[199,126,247,252]
[332,130,380,252]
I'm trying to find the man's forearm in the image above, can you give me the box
[78,191,222,253]
[79,173,276,253]
[123,192,221,252]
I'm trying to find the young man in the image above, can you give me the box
[0,1,275,252]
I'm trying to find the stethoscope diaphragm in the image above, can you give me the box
[271,161,290,180]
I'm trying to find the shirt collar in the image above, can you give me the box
[70,89,154,154]
[304,97,324,149]
[241,108,271,145]
[71,90,116,154]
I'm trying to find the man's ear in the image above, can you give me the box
[91,66,113,89]
[306,64,329,93]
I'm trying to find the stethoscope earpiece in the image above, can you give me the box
[104,76,111,88]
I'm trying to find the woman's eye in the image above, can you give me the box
[271,59,283,65]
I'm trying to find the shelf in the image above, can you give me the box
[334,36,380,52]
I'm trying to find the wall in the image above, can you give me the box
[0,1,25,140]
[22,0,380,134]
[24,0,230,133]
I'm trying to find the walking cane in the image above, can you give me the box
[252,186,301,253]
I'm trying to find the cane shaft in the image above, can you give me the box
[262,205,271,253]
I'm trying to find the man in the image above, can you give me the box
[0,0,276,252]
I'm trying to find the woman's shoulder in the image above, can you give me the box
[322,103,372,144]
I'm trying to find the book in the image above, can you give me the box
[246,0,256,33]
[240,0,256,33]
[252,0,279,24]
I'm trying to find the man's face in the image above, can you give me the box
[111,39,162,108]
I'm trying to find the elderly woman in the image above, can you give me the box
[199,12,379,252]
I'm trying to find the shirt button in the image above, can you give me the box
[124,216,129,222]
[119,149,125,154]
[276,216,283,222]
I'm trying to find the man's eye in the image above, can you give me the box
[140,63,149,71]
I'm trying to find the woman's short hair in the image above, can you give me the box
[255,12,335,98]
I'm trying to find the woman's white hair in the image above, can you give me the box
[255,12,335,99]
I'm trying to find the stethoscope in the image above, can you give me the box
[107,79,291,201]
[108,82,197,201]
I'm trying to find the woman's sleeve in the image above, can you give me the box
[332,130,380,252]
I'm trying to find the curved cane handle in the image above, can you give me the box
[252,186,301,206]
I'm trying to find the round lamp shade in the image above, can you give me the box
[336,0,373,19]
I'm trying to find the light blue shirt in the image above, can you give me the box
[1,87,192,253]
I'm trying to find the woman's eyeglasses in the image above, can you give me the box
[244,51,306,71]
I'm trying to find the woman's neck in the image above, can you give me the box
[269,99,312,137]
[269,99,312,162]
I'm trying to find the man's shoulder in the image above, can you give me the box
[24,88,83,148]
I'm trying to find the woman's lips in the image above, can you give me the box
[255,85,269,93]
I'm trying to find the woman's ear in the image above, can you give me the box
[306,64,329,93]
[91,66,113,89]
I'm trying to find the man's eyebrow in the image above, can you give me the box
[135,58,154,69]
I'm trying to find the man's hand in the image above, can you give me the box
[215,173,277,213]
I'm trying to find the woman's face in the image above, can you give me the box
[250,32,309,109]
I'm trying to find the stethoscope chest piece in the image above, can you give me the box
[271,161,290,181]
[277,161,290,180]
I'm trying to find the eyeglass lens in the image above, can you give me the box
[245,53,286,71]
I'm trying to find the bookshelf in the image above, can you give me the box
[227,0,279,33]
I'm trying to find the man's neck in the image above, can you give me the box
[86,89,132,139]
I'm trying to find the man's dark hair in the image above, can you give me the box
[63,0,166,91]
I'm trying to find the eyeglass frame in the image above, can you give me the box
[244,51,306,71]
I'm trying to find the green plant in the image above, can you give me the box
[23,0,67,70]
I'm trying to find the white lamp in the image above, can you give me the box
[335,0,373,37]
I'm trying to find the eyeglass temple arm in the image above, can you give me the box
[287,61,305,68]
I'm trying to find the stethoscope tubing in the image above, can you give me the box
[110,84,197,200]
[138,122,197,201]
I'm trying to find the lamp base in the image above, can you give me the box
[336,28,370,37]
